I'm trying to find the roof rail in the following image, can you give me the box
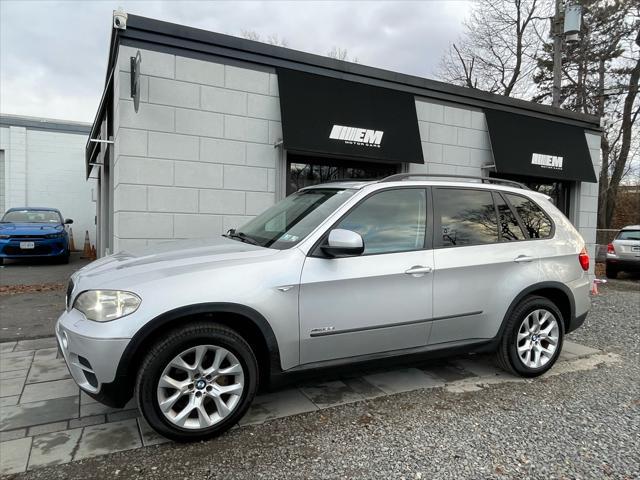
[379,173,527,189]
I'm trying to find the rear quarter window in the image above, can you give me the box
[504,194,553,239]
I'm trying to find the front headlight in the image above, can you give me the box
[0,234,9,239]
[46,233,65,239]
[73,290,141,322]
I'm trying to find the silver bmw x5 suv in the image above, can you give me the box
[57,174,591,441]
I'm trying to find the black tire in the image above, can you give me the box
[605,265,618,279]
[135,322,258,442]
[495,295,565,377]
[59,252,70,264]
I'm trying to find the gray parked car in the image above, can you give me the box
[57,174,591,441]
[606,225,640,278]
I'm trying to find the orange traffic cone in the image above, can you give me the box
[81,231,91,259]
[90,245,97,260]
[68,228,76,251]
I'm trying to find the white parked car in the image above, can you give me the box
[57,174,591,441]
[606,225,640,278]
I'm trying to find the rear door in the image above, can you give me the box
[429,187,541,345]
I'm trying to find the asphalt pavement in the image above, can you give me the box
[4,278,638,480]
[0,253,90,341]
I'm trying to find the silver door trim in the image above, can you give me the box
[309,311,483,337]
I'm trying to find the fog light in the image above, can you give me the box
[60,330,68,349]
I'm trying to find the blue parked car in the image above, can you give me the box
[0,207,73,265]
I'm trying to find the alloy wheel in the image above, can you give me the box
[516,309,560,369]
[156,345,245,429]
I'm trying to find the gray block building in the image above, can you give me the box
[87,13,601,275]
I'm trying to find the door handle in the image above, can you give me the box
[405,265,433,275]
[514,255,535,263]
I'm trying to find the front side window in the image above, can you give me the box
[336,188,427,255]
[505,194,552,239]
[235,188,355,249]
[436,188,499,247]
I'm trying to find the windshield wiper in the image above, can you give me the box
[223,229,261,246]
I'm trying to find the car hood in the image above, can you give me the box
[73,236,280,289]
[0,223,64,235]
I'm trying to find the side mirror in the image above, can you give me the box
[321,229,364,258]
[64,219,74,224]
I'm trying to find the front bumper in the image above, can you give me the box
[56,309,130,395]
[0,237,68,258]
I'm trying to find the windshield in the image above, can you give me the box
[231,188,355,249]
[1,210,62,224]
[617,230,640,241]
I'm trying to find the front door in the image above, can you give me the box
[299,188,434,365]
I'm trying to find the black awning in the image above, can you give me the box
[485,109,597,183]
[277,68,424,164]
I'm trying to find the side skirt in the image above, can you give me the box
[267,337,498,390]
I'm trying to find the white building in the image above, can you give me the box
[87,13,601,275]
[0,114,96,246]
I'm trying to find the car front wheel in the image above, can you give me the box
[136,322,258,442]
[495,295,564,377]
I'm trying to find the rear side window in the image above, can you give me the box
[505,194,553,239]
[617,230,640,241]
[495,194,526,241]
[436,188,499,247]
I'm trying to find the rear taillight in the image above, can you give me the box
[579,247,590,271]
[607,243,615,254]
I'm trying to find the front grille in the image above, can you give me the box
[6,234,46,240]
[66,279,75,309]
[4,245,52,255]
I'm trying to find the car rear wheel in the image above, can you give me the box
[495,295,564,377]
[136,322,258,442]
[605,265,618,279]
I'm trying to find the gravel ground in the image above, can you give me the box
[9,280,640,480]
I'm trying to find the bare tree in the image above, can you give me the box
[240,30,289,47]
[438,0,550,98]
[533,1,639,229]
[327,46,358,63]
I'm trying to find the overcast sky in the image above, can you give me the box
[0,0,472,123]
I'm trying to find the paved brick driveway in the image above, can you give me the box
[0,337,603,475]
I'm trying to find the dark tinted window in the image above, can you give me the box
[337,189,426,254]
[436,189,499,247]
[495,194,526,241]
[505,194,552,239]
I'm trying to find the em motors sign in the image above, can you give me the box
[531,153,564,170]
[329,125,384,148]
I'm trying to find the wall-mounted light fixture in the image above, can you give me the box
[131,51,142,112]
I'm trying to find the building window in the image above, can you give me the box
[287,154,398,195]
